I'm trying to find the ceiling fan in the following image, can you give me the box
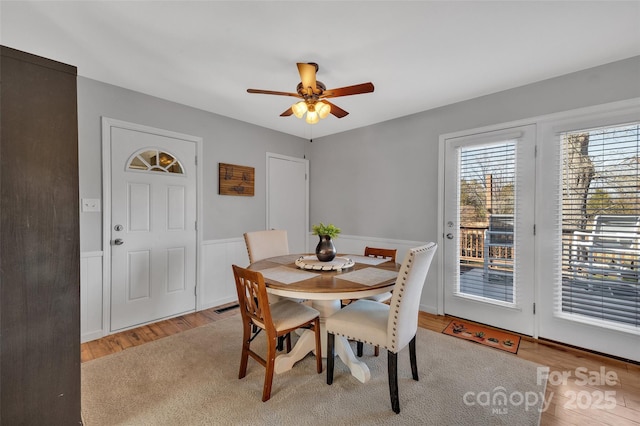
[247,62,374,124]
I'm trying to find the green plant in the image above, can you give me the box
[312,222,341,239]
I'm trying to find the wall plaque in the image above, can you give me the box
[218,163,254,196]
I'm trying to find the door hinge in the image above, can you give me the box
[195,221,198,231]
[533,302,536,314]
[533,224,536,235]
[194,286,197,296]
[195,155,198,165]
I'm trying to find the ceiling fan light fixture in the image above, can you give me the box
[316,101,331,119]
[305,110,319,124]
[292,101,307,118]
[247,62,374,124]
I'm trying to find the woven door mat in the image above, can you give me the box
[442,320,521,354]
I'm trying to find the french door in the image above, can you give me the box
[443,125,536,335]
[536,106,640,362]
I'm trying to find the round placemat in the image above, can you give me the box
[295,255,355,271]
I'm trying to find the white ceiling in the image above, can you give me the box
[2,1,639,139]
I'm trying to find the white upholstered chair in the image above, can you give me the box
[232,265,322,402]
[326,243,437,414]
[243,229,290,264]
[243,230,291,304]
[350,247,397,357]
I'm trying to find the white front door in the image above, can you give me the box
[108,122,197,331]
[266,153,309,253]
[442,125,536,335]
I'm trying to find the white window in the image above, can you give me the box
[561,123,639,329]
[127,149,184,174]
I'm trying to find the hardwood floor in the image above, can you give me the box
[82,305,639,426]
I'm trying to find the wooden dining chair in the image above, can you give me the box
[326,243,437,414]
[243,229,304,350]
[362,246,397,304]
[232,265,322,402]
[343,247,397,305]
[364,246,397,263]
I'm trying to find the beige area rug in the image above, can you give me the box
[82,316,547,425]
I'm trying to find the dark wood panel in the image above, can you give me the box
[1,45,80,424]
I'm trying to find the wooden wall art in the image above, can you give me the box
[218,163,255,196]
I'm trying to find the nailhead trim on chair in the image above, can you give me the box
[331,245,434,353]
[388,250,415,350]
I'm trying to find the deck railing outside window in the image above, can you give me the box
[459,226,514,265]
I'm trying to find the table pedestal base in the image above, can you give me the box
[273,299,371,383]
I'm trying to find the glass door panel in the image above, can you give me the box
[443,125,536,335]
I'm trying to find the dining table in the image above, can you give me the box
[247,253,400,383]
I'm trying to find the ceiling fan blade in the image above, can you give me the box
[280,107,293,117]
[321,82,375,98]
[323,100,349,118]
[297,62,318,94]
[247,88,301,98]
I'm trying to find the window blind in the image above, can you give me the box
[457,140,517,305]
[560,123,640,329]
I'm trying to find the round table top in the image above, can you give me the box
[247,253,400,300]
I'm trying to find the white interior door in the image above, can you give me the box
[443,125,536,335]
[109,124,197,331]
[266,153,309,253]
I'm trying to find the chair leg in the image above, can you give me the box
[388,350,400,414]
[239,321,251,379]
[409,335,418,381]
[313,318,322,373]
[357,341,363,357]
[285,333,292,353]
[277,335,285,351]
[326,332,335,385]
[262,335,277,402]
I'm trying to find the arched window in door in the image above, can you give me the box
[127,148,184,174]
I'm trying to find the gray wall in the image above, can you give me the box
[307,56,640,244]
[77,78,306,252]
[78,56,639,259]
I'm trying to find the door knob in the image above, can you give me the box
[113,238,124,246]
[446,233,454,240]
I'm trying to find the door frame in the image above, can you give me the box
[265,152,309,252]
[101,117,203,334]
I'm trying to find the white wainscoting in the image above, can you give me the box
[199,238,249,311]
[81,251,105,343]
[80,234,436,342]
